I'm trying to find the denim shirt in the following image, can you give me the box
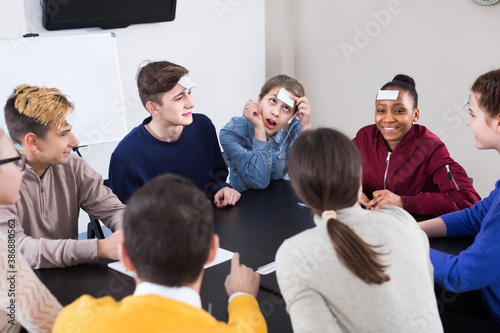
[219,116,302,192]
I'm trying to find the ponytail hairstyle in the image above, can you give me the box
[380,74,418,109]
[471,69,500,120]
[288,128,390,285]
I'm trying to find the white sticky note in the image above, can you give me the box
[277,87,295,108]
[65,112,76,127]
[376,90,399,100]
[13,143,25,151]
[460,95,470,109]
[178,74,196,90]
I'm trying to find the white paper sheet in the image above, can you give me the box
[107,248,235,278]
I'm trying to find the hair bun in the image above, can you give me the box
[392,74,416,89]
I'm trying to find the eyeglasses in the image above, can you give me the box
[0,155,27,171]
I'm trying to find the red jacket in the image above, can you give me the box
[353,124,480,216]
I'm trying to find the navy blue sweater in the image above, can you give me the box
[109,114,229,203]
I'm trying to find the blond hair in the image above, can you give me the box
[13,84,74,128]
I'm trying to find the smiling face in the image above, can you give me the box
[259,87,296,137]
[374,89,419,151]
[149,84,195,127]
[32,124,79,168]
[466,92,500,153]
[0,131,25,204]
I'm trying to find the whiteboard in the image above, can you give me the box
[0,33,127,146]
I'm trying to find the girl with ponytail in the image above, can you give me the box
[276,128,442,332]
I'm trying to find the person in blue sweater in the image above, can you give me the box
[109,61,241,207]
[419,69,500,325]
[219,75,312,192]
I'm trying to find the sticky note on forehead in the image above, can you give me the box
[65,112,76,126]
[178,75,196,90]
[277,87,295,108]
[460,95,470,109]
[376,90,399,100]
[13,143,25,151]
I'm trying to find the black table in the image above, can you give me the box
[36,180,313,332]
[35,180,478,332]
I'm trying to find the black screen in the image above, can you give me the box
[43,0,176,30]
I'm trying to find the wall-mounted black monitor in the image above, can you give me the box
[43,0,177,31]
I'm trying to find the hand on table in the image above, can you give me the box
[366,189,403,210]
[214,187,241,208]
[97,228,124,260]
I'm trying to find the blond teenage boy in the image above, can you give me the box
[0,85,124,269]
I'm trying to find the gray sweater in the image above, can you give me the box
[0,155,124,269]
[276,204,443,333]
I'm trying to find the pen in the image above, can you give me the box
[297,202,309,208]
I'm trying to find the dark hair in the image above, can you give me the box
[123,173,213,286]
[260,74,305,113]
[380,74,418,109]
[136,61,189,108]
[4,85,74,144]
[288,128,390,285]
[471,69,500,119]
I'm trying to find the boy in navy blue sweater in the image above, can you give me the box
[109,61,240,207]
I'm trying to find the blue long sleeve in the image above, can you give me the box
[220,116,301,192]
[430,180,500,324]
[109,114,229,203]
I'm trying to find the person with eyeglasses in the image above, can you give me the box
[0,154,26,169]
[0,128,62,332]
[0,84,125,269]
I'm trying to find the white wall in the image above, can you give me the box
[1,0,265,232]
[1,0,265,177]
[4,1,500,200]
[267,0,500,198]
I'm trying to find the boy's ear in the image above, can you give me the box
[119,242,136,273]
[205,234,219,265]
[24,133,39,152]
[145,101,158,115]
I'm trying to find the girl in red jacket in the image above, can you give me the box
[353,74,480,216]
